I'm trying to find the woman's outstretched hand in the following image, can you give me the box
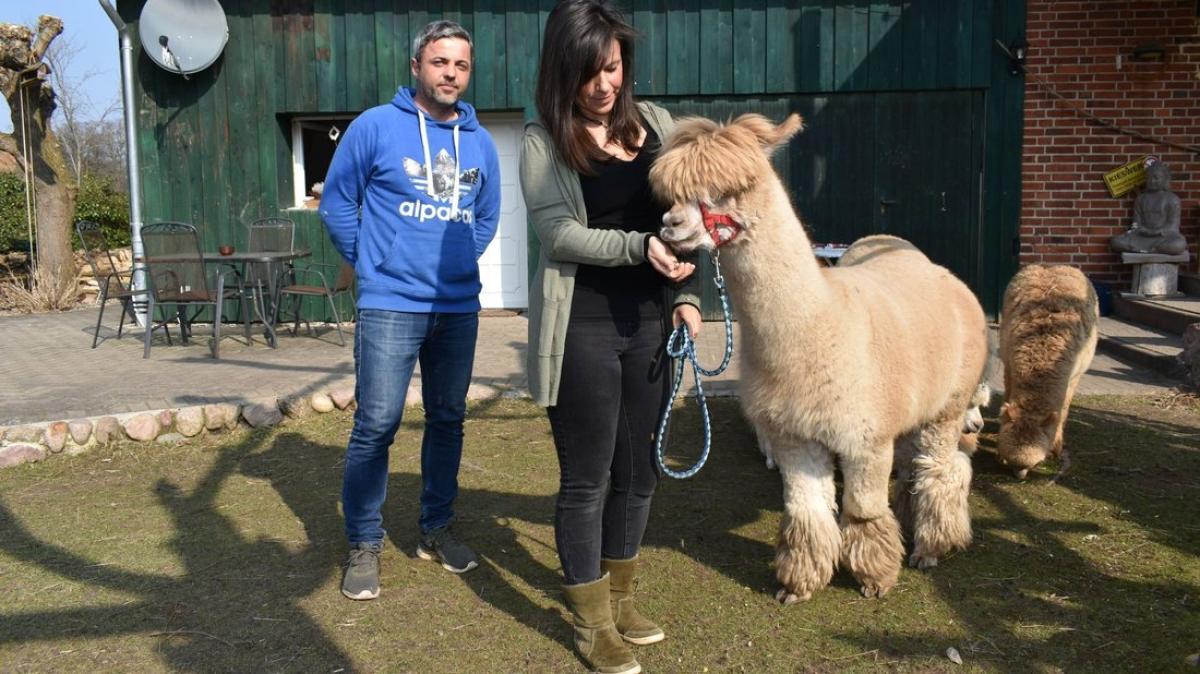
[647,235,696,282]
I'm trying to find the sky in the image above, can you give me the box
[0,1,122,133]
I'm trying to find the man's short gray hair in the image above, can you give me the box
[412,20,473,62]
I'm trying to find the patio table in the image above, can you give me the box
[139,248,311,347]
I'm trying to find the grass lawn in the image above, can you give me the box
[0,395,1197,673]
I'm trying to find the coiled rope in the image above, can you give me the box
[654,252,734,479]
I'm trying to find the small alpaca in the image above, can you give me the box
[649,114,988,603]
[997,265,1098,479]
[958,382,992,454]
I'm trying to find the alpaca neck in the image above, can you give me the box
[723,179,830,331]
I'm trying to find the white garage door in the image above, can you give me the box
[478,113,528,310]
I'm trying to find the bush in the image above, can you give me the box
[0,173,29,253]
[0,173,130,253]
[75,174,131,249]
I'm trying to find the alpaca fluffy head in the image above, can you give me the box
[649,113,804,253]
[997,402,1058,478]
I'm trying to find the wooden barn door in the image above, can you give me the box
[787,90,985,294]
[871,91,984,290]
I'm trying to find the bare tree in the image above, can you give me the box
[73,117,127,191]
[0,15,74,285]
[46,33,121,188]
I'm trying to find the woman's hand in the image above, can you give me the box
[647,235,696,282]
[672,303,702,338]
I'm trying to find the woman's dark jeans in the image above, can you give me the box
[547,316,669,585]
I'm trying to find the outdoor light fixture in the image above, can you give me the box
[1129,41,1167,63]
[1008,35,1028,75]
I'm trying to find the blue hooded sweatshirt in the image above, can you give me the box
[320,87,501,313]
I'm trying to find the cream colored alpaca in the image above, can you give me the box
[998,265,1099,478]
[649,114,988,602]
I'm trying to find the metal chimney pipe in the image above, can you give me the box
[99,0,147,327]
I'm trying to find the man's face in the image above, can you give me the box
[411,37,472,110]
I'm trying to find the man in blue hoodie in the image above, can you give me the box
[320,20,501,600]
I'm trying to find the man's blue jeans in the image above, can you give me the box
[343,309,478,545]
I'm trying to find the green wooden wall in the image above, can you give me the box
[118,0,1024,318]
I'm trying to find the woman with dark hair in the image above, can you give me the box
[519,1,701,671]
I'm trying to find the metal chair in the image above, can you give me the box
[140,222,242,359]
[75,220,147,347]
[244,217,296,333]
[278,260,355,346]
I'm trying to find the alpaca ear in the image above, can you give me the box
[1000,402,1016,422]
[732,113,805,154]
[774,113,805,144]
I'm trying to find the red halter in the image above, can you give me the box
[699,204,743,248]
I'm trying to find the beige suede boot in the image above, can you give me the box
[601,556,665,645]
[562,574,641,674]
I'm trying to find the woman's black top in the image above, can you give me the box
[572,124,669,322]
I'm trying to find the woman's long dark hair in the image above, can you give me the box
[534,0,641,174]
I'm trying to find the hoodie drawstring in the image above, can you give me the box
[417,110,434,197]
[417,108,462,221]
[451,124,461,219]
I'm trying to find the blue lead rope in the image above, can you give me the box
[655,254,735,479]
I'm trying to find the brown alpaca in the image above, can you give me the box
[649,114,989,603]
[998,265,1099,478]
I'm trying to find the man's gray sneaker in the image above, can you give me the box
[341,542,382,600]
[416,526,478,573]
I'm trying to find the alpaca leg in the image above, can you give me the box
[1054,343,1091,460]
[909,418,973,569]
[755,424,777,470]
[891,431,920,537]
[1049,377,1082,482]
[773,441,839,604]
[1053,374,1084,457]
[839,448,903,598]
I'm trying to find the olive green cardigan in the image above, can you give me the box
[520,101,701,407]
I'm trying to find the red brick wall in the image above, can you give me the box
[1022,0,1200,287]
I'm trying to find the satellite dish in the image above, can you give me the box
[139,0,229,77]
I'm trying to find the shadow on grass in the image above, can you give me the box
[1053,404,1200,559]
[363,397,784,654]
[0,430,357,671]
[0,396,830,670]
[2,397,1194,671]
[839,470,1198,670]
[644,405,782,590]
[836,400,1200,670]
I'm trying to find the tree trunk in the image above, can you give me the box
[0,16,74,283]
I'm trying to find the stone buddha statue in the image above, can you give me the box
[1111,161,1187,256]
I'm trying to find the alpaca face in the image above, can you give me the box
[660,201,712,253]
[660,198,744,253]
[649,113,805,254]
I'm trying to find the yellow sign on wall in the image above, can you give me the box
[1103,156,1154,198]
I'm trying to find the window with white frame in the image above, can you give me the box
[290,116,355,209]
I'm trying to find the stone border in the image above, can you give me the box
[0,385,358,470]
[0,376,733,471]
